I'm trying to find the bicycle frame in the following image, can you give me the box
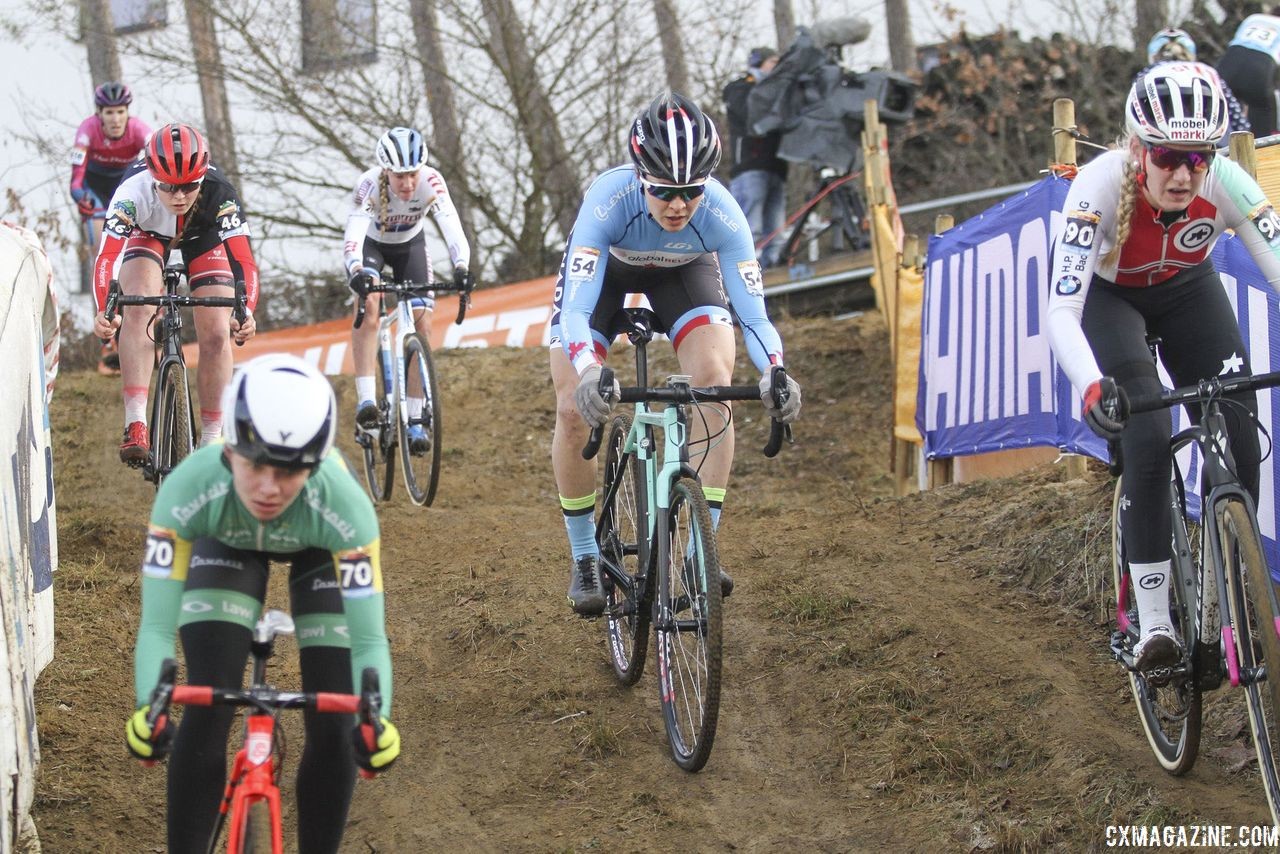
[103,264,246,484]
[149,610,379,854]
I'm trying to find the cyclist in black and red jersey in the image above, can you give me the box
[92,123,258,465]
[1047,63,1280,673]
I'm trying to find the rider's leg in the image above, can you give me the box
[551,344,598,558]
[351,292,382,425]
[289,550,358,854]
[168,539,265,851]
[191,282,235,445]
[117,255,163,435]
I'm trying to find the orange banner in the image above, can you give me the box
[187,275,557,373]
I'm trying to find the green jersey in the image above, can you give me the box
[133,444,392,711]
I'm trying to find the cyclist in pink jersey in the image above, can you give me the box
[70,82,151,249]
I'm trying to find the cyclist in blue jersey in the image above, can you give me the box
[549,92,803,616]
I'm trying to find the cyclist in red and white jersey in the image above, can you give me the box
[92,123,258,465]
[342,126,472,450]
[70,82,152,249]
[1047,62,1280,672]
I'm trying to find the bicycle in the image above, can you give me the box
[1109,362,1280,825]
[352,273,473,507]
[103,264,247,486]
[777,168,868,268]
[583,307,789,772]
[143,608,385,854]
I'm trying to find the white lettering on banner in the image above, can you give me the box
[443,315,495,349]
[324,343,347,375]
[924,216,1054,430]
[442,307,554,349]
[499,308,551,347]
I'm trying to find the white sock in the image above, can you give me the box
[355,376,375,403]
[407,397,424,419]
[1130,560,1173,636]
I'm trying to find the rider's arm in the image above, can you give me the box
[423,168,471,271]
[133,529,190,707]
[342,172,378,276]
[559,172,631,374]
[69,117,93,198]
[1045,151,1126,394]
[317,456,394,713]
[708,182,785,372]
[210,187,259,311]
[92,229,128,312]
[1204,157,1280,293]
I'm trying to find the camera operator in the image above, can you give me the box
[723,46,789,269]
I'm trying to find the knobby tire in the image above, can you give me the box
[657,476,722,772]
[361,347,395,502]
[1112,477,1202,774]
[599,412,650,685]
[398,333,442,506]
[152,361,192,486]
[237,798,275,854]
[1220,499,1280,826]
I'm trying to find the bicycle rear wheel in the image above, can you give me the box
[398,332,442,506]
[1220,498,1280,826]
[1112,477,1201,774]
[599,412,650,685]
[656,476,722,772]
[151,360,193,485]
[360,349,395,502]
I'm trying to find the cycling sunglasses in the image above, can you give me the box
[639,177,706,202]
[156,179,204,194]
[1144,144,1215,173]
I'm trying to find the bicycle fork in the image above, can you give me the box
[219,713,283,854]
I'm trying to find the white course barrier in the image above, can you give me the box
[0,222,60,853]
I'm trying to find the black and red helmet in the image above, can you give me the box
[94,81,132,108]
[146,123,210,185]
[628,92,721,184]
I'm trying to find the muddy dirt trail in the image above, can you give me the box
[32,314,1273,852]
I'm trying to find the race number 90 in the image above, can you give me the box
[1062,212,1099,250]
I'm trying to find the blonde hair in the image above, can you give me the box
[1100,137,1140,268]
[377,171,390,239]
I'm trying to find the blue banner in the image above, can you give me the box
[919,175,1280,568]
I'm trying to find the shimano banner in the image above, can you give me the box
[918,175,1280,556]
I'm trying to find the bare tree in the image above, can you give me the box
[885,0,915,72]
[774,0,795,52]
[79,0,121,84]
[477,0,583,256]
[184,0,241,188]
[651,0,690,94]
[1135,0,1168,47]
[408,0,479,257]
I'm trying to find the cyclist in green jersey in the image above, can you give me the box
[123,354,399,853]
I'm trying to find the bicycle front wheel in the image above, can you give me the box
[656,476,722,772]
[360,349,395,503]
[398,333,442,506]
[237,798,276,854]
[151,361,193,485]
[1220,498,1280,826]
[599,412,650,685]
[1112,477,1201,774]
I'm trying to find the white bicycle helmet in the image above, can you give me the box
[221,354,336,469]
[1146,27,1196,64]
[1126,62,1228,147]
[375,127,426,173]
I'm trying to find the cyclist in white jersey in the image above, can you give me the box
[1218,9,1280,137]
[1047,63,1280,673]
[342,126,473,451]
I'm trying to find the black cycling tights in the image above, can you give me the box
[1083,262,1261,565]
[166,543,357,854]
